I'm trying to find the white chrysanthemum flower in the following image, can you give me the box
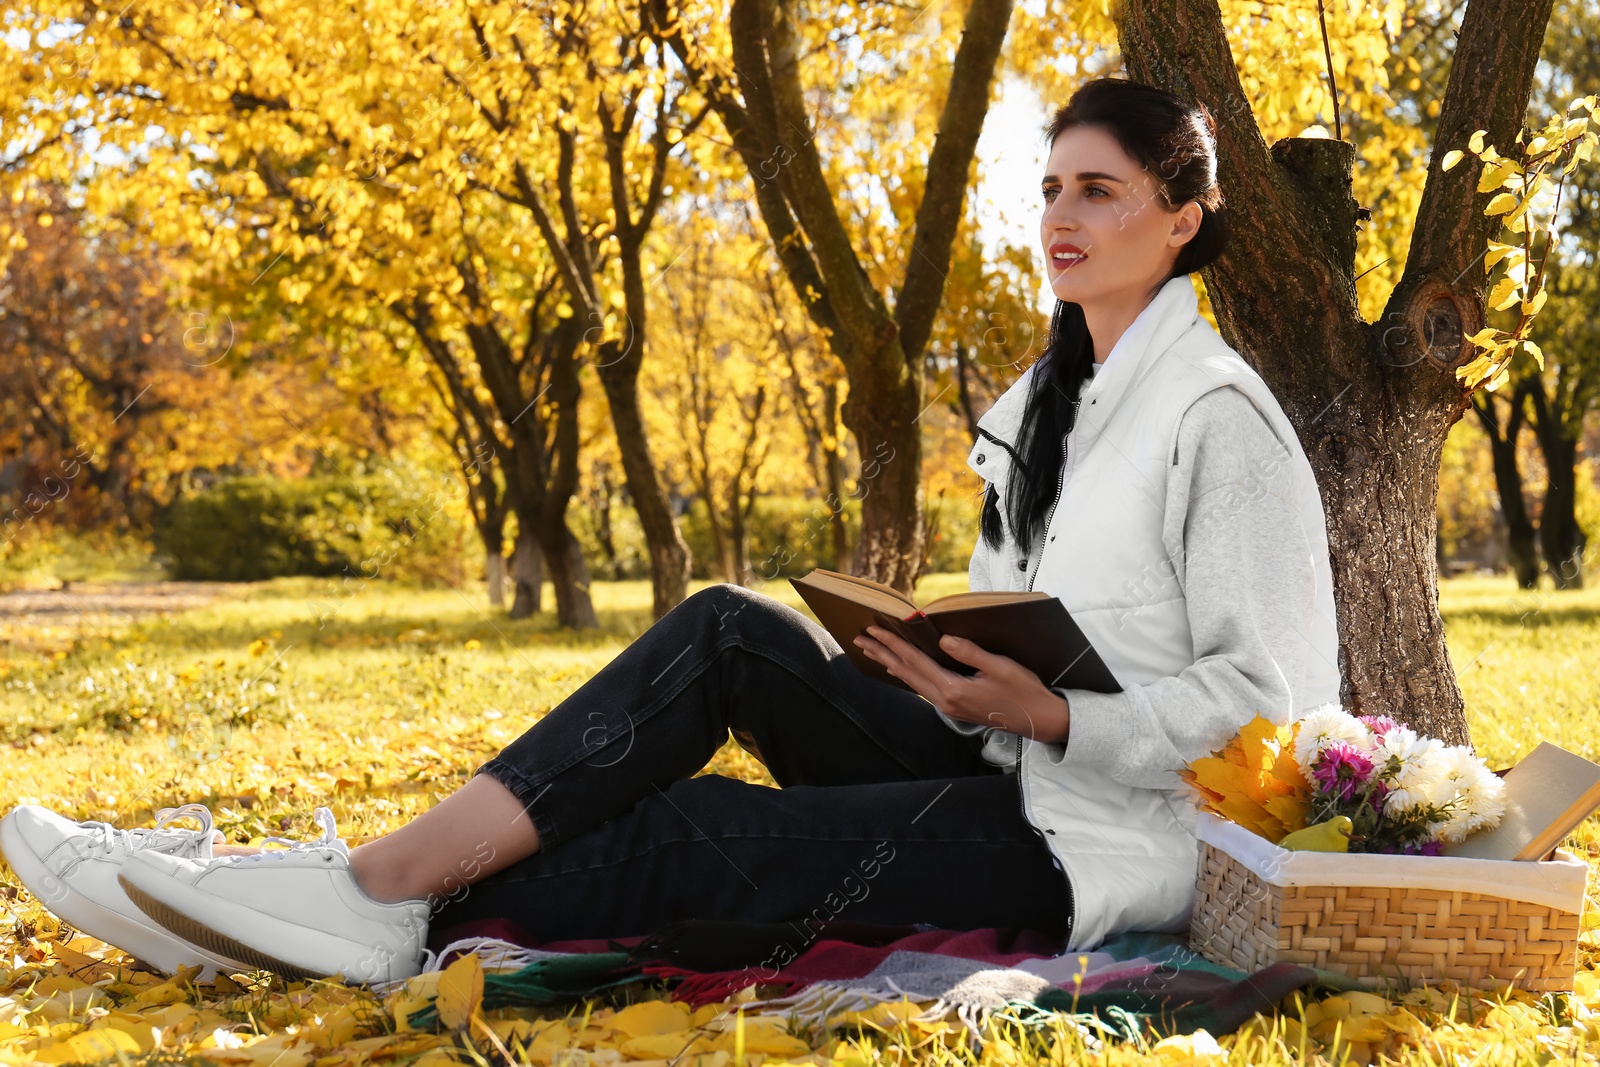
[1292,705,1370,768]
[1381,732,1445,810]
[1376,725,1419,760]
[1440,761,1509,842]
[1383,785,1429,816]
[1428,745,1480,804]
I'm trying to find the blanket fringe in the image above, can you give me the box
[735,981,997,1049]
[371,936,564,994]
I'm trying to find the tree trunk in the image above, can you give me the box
[535,506,599,628]
[509,522,544,620]
[843,374,921,587]
[690,458,728,583]
[1471,383,1539,589]
[597,362,693,614]
[486,547,508,610]
[1117,0,1555,747]
[1540,437,1585,589]
[824,427,850,571]
[1528,381,1586,588]
[593,464,618,577]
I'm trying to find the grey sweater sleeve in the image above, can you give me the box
[1036,385,1329,790]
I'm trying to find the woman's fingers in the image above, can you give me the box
[856,626,1045,735]
[857,625,954,698]
[936,633,1006,670]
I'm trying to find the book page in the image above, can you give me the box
[793,570,916,618]
[922,590,1052,613]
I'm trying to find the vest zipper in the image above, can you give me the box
[1014,729,1075,942]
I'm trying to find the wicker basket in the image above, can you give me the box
[1188,812,1589,992]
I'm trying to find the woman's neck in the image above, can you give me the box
[1082,281,1165,364]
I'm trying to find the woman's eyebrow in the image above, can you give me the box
[1040,171,1131,185]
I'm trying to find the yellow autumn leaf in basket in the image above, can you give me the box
[1179,714,1311,841]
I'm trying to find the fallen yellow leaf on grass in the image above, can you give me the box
[828,1000,924,1031]
[605,999,694,1038]
[707,1023,812,1057]
[89,1011,161,1053]
[202,1030,315,1067]
[619,1032,717,1059]
[132,980,191,1007]
[31,1027,141,1065]
[435,953,483,1031]
[1150,1028,1226,1064]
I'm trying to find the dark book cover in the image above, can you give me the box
[789,569,1121,696]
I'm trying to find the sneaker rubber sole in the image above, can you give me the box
[116,871,420,984]
[118,875,322,981]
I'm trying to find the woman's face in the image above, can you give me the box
[1039,124,1202,306]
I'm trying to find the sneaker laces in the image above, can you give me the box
[243,806,350,862]
[85,803,219,859]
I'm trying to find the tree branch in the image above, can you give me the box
[1395,0,1554,303]
[894,0,1016,368]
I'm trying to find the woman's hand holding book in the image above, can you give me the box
[854,625,1072,744]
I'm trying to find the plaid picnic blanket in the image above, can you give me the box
[402,919,1358,1043]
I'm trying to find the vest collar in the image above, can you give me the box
[968,275,1202,474]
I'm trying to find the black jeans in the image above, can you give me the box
[438,583,1075,943]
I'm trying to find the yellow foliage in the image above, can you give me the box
[1179,714,1310,841]
[434,952,482,1031]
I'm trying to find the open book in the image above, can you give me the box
[1443,741,1600,861]
[789,567,1121,695]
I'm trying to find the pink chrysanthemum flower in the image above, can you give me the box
[1312,742,1375,803]
[1357,714,1401,740]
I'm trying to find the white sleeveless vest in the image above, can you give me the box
[948,274,1340,949]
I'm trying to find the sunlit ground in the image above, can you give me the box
[1,571,1598,1065]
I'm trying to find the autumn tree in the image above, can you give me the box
[0,0,725,626]
[1515,0,1600,589]
[460,17,707,618]
[0,181,399,542]
[659,0,1018,592]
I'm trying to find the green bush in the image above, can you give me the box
[153,465,479,585]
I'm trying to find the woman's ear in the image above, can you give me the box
[1168,201,1203,248]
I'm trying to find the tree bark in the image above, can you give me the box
[453,279,595,627]
[500,70,701,623]
[1470,381,1539,589]
[485,545,508,610]
[1117,0,1555,747]
[592,463,618,578]
[1527,378,1587,588]
[509,522,544,619]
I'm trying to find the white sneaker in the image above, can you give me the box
[118,807,430,984]
[0,803,250,979]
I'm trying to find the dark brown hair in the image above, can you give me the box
[979,77,1228,557]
